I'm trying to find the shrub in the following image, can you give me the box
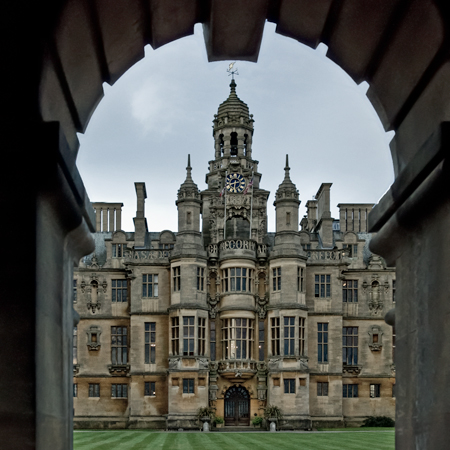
[252,416,263,426]
[263,405,283,420]
[214,416,224,424]
[362,416,395,427]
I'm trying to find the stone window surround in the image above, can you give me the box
[169,310,209,357]
[220,259,255,294]
[142,273,159,298]
[86,325,102,351]
[270,315,306,358]
[221,315,255,361]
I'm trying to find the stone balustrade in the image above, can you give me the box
[217,359,258,380]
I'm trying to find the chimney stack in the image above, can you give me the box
[133,182,148,247]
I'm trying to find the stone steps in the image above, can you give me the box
[213,426,265,432]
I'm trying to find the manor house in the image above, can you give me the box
[73,80,395,429]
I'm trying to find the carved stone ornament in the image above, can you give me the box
[87,301,101,313]
[256,361,268,374]
[168,357,181,370]
[343,364,362,375]
[367,279,384,315]
[209,385,218,401]
[257,387,267,401]
[268,357,282,370]
[73,364,80,375]
[207,294,220,319]
[209,362,219,378]
[108,364,130,376]
[257,295,269,319]
[368,255,385,270]
[89,254,100,269]
[298,357,309,370]
[86,325,102,351]
[368,325,384,351]
[196,357,209,370]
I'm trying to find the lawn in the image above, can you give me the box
[74,430,394,450]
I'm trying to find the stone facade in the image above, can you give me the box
[73,80,395,430]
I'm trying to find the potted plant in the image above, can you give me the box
[214,416,224,428]
[252,416,263,428]
[263,405,283,431]
[196,406,215,431]
[196,406,215,422]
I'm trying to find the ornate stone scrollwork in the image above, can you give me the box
[207,294,220,318]
[257,295,269,319]
[196,357,209,370]
[209,361,219,374]
[87,301,101,313]
[268,357,282,370]
[343,364,362,375]
[367,279,384,315]
[168,357,181,370]
[108,364,130,376]
[298,357,309,370]
[89,254,100,269]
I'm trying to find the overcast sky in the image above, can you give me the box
[76,22,394,233]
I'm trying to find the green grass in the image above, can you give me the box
[74,430,395,450]
[317,427,395,432]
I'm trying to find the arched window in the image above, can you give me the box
[219,134,224,155]
[230,132,238,155]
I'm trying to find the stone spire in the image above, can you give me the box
[274,154,299,204]
[273,154,301,240]
[177,154,199,201]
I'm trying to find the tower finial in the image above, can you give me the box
[227,62,239,81]
[284,154,291,181]
[186,154,193,182]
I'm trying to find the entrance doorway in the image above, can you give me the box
[224,385,250,426]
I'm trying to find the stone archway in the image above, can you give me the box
[3,1,450,449]
[224,385,250,426]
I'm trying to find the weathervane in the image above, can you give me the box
[227,62,239,79]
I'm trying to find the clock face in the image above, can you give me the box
[226,173,246,193]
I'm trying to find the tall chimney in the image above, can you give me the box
[133,182,148,247]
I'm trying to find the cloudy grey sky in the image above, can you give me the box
[77,22,394,233]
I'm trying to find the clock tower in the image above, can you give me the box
[201,79,270,247]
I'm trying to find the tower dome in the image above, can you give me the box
[216,79,250,118]
[212,79,254,159]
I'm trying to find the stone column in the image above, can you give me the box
[95,207,101,231]
[369,123,450,450]
[0,122,95,450]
